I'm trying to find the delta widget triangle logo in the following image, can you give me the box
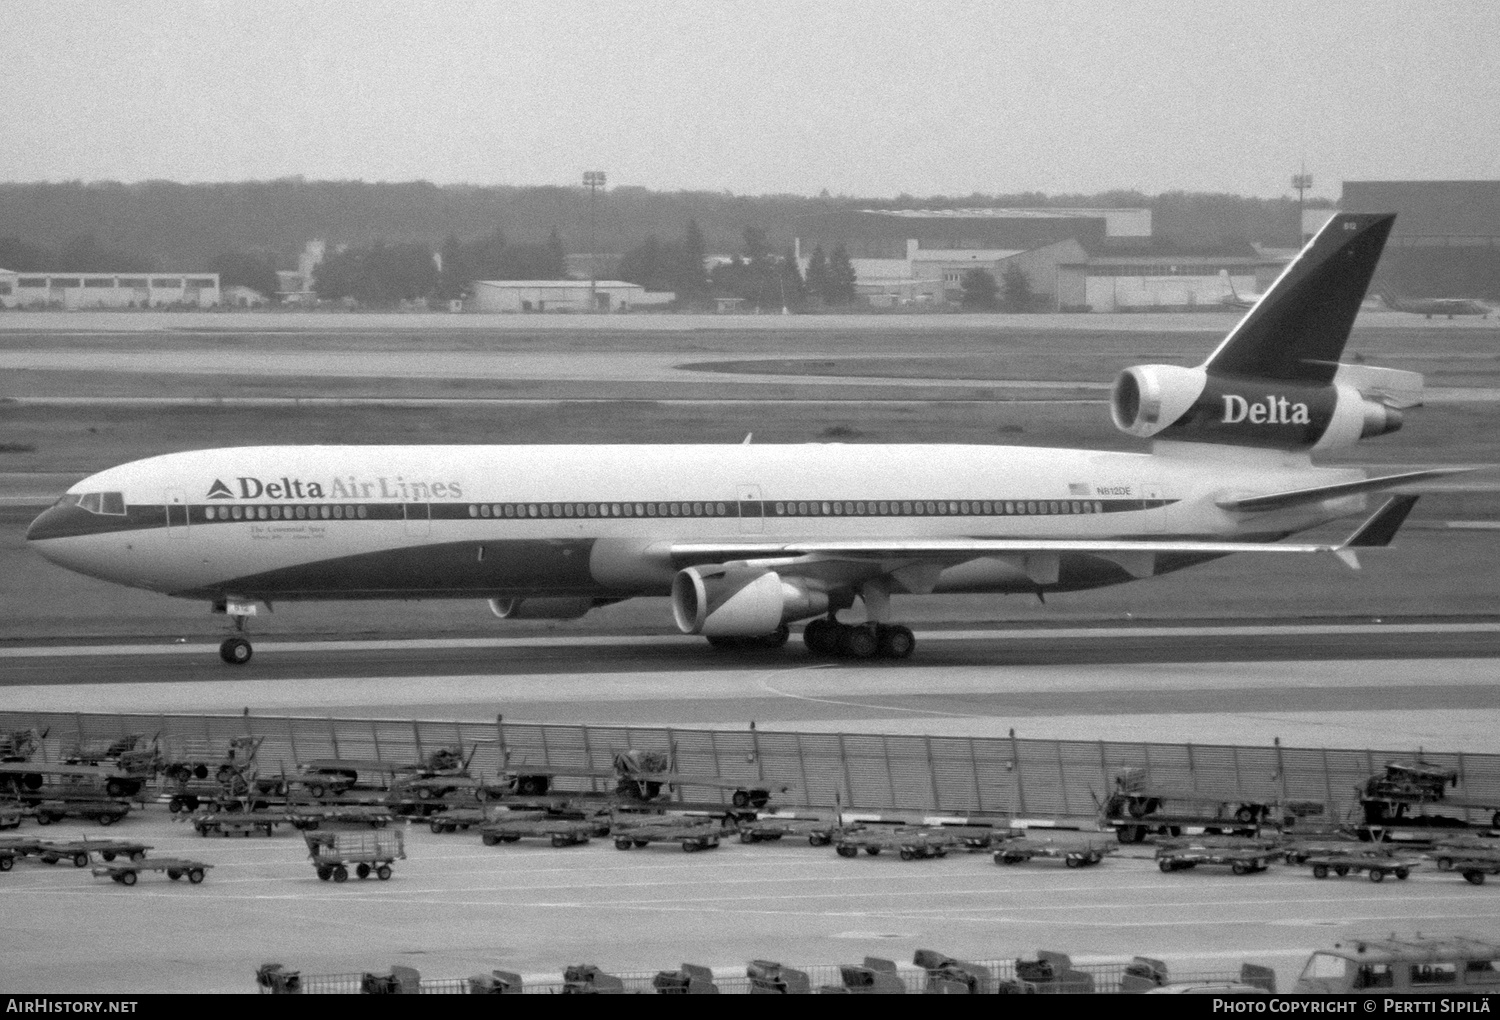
[206,479,233,499]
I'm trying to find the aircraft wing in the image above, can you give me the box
[671,497,1424,584]
[1214,468,1468,513]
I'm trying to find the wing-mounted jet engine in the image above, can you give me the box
[671,564,829,647]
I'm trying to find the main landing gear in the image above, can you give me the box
[802,618,915,660]
[215,600,255,665]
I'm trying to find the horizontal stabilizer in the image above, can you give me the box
[1215,468,1467,513]
[1343,494,1420,548]
[1330,363,1425,409]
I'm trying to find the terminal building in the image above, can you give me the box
[0,271,221,309]
[794,208,1273,311]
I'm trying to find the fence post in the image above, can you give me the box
[1056,742,1070,817]
[795,733,811,811]
[412,720,424,764]
[371,720,381,764]
[1009,729,1026,816]
[1274,737,1288,804]
[968,737,984,812]
[881,735,897,810]
[838,733,854,810]
[329,717,339,758]
[925,736,942,812]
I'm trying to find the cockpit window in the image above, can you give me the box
[66,492,127,516]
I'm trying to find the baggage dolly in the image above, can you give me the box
[480,815,601,848]
[610,815,721,853]
[305,830,405,882]
[1450,858,1500,886]
[1303,854,1418,882]
[994,836,1114,868]
[92,856,211,886]
[1156,846,1273,874]
[834,827,953,861]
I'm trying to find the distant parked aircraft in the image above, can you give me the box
[1218,270,1265,310]
[1377,291,1492,319]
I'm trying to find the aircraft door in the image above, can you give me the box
[737,484,764,534]
[164,488,190,539]
[403,502,430,536]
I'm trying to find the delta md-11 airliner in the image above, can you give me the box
[27,213,1460,664]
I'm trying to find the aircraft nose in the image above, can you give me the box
[26,503,73,543]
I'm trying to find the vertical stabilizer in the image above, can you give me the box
[1202,213,1394,384]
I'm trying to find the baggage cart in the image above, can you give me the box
[994,835,1115,868]
[480,813,603,848]
[914,948,991,993]
[1301,853,1419,882]
[29,838,151,868]
[192,812,284,837]
[610,815,721,853]
[820,956,905,994]
[1155,845,1274,874]
[1450,858,1500,885]
[92,856,211,886]
[834,827,953,861]
[737,816,838,844]
[0,804,21,830]
[426,807,489,833]
[31,798,131,826]
[287,805,394,830]
[305,829,405,882]
[746,960,811,994]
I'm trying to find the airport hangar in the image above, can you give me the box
[0,270,221,309]
[792,206,1281,312]
[1344,179,1500,300]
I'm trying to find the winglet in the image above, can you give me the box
[1343,494,1421,548]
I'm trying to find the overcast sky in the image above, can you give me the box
[3,0,1497,200]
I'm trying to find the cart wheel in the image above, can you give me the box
[899,849,914,861]
[482,832,500,847]
[34,813,50,826]
[731,791,750,808]
[98,814,116,826]
[682,840,698,853]
[1311,864,1328,879]
[740,832,759,844]
[1369,869,1386,883]
[119,870,137,886]
[551,834,568,848]
[1065,856,1080,868]
[1437,857,1454,871]
[614,839,632,850]
[316,867,332,881]
[1334,865,1349,876]
[998,853,1022,865]
[168,797,183,814]
[1395,867,1410,880]
[102,852,116,862]
[1159,859,1176,873]
[865,847,881,856]
[188,869,204,884]
[809,835,829,846]
[128,850,145,863]
[372,818,389,829]
[1465,871,1486,886]
[73,853,89,868]
[333,866,348,882]
[42,855,58,865]
[0,857,11,871]
[376,865,391,880]
[429,819,445,834]
[836,845,857,858]
[167,870,182,881]
[356,863,371,879]
[1231,861,1248,875]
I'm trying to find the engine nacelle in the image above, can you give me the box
[1111,363,1401,451]
[488,597,595,621]
[671,566,828,637]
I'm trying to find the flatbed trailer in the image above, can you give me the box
[737,817,841,844]
[1445,857,1500,885]
[32,799,131,826]
[994,836,1116,868]
[834,827,954,861]
[305,830,405,882]
[191,812,287,837]
[1155,846,1274,874]
[287,805,394,830]
[92,857,211,886]
[480,814,603,848]
[1301,854,1419,882]
[611,816,722,853]
[426,807,490,833]
[1430,845,1500,872]
[15,838,153,867]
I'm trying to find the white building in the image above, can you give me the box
[467,279,669,313]
[0,270,220,309]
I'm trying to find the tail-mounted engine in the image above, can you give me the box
[1110,363,1407,452]
[671,565,828,637]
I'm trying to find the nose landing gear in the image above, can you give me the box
[220,636,252,665]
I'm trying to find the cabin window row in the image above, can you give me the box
[463,499,1108,519]
[203,504,368,521]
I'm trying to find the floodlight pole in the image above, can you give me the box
[583,171,606,311]
[1292,167,1313,242]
